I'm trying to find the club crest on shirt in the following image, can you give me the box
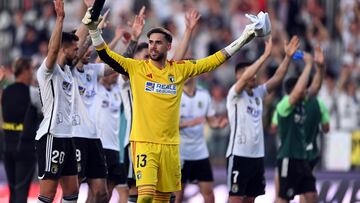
[78,86,85,95]
[101,100,109,108]
[62,81,72,95]
[86,74,92,82]
[198,101,203,109]
[136,170,142,180]
[168,74,175,83]
[255,97,260,106]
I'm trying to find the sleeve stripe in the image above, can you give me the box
[97,47,129,77]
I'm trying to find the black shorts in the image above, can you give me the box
[36,134,77,179]
[73,137,107,179]
[277,158,316,200]
[181,158,213,183]
[308,157,319,171]
[104,149,127,186]
[227,155,265,197]
[124,145,136,187]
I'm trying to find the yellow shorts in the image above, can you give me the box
[130,141,181,192]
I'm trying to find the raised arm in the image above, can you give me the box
[123,6,145,58]
[307,45,325,97]
[266,36,300,92]
[45,0,64,70]
[182,26,265,78]
[102,8,145,76]
[234,37,272,94]
[288,53,313,105]
[75,0,96,58]
[172,9,200,60]
[82,8,137,75]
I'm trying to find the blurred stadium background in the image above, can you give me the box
[0,0,360,202]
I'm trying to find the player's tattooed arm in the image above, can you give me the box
[172,9,200,60]
[234,37,272,94]
[288,52,313,105]
[123,7,146,58]
[307,45,325,97]
[266,36,300,93]
[75,0,95,56]
[45,0,64,70]
[73,35,93,68]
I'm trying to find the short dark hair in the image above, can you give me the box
[14,57,32,77]
[61,32,79,47]
[146,27,173,43]
[235,62,253,73]
[135,42,149,54]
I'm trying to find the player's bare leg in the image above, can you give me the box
[86,178,108,203]
[243,197,255,203]
[229,196,244,203]
[199,181,214,203]
[115,185,129,203]
[174,184,185,203]
[276,197,289,203]
[303,192,317,203]
[37,179,58,202]
[59,175,79,203]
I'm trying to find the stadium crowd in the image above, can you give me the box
[0,0,359,203]
[1,0,359,166]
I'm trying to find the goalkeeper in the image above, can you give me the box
[83,9,271,203]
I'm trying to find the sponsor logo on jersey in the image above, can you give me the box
[145,81,177,95]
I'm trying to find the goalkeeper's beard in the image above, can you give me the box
[150,52,165,62]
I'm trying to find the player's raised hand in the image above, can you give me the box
[83,0,95,8]
[0,66,5,82]
[115,26,131,44]
[130,6,146,40]
[303,52,313,66]
[185,9,201,30]
[263,35,272,57]
[54,0,65,19]
[82,7,102,30]
[97,8,110,30]
[314,45,325,68]
[284,36,300,57]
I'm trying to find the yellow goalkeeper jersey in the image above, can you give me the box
[96,44,226,144]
